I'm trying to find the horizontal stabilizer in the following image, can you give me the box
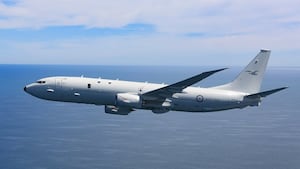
[245,87,288,99]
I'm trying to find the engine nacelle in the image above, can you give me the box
[105,105,132,115]
[116,93,142,108]
[152,108,170,114]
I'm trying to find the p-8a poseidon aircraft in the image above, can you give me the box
[24,49,287,115]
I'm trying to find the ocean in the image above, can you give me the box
[0,65,299,169]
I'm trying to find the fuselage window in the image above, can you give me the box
[37,80,46,84]
[88,83,91,88]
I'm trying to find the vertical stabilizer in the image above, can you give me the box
[214,49,270,94]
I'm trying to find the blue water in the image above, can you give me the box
[0,65,299,169]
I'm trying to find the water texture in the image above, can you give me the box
[0,65,299,169]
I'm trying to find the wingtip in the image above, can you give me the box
[260,48,271,52]
[216,67,228,72]
[206,68,228,74]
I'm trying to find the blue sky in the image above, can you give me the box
[0,0,300,66]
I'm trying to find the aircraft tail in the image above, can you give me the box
[214,49,271,94]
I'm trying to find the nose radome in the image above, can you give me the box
[24,86,27,92]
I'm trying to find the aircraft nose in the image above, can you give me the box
[24,86,27,92]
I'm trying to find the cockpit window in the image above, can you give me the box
[36,80,46,84]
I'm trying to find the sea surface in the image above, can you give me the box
[0,65,299,169]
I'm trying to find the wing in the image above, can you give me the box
[142,68,227,101]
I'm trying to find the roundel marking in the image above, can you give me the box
[196,95,204,102]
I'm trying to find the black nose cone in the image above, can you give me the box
[24,86,27,92]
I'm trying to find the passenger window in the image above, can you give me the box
[87,83,91,88]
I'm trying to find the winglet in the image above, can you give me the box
[245,86,288,99]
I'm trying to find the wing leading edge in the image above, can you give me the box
[142,68,227,101]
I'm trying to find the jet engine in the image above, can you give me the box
[116,93,142,108]
[105,105,132,115]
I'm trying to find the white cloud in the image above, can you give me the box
[0,0,299,33]
[0,0,300,66]
[2,31,299,66]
